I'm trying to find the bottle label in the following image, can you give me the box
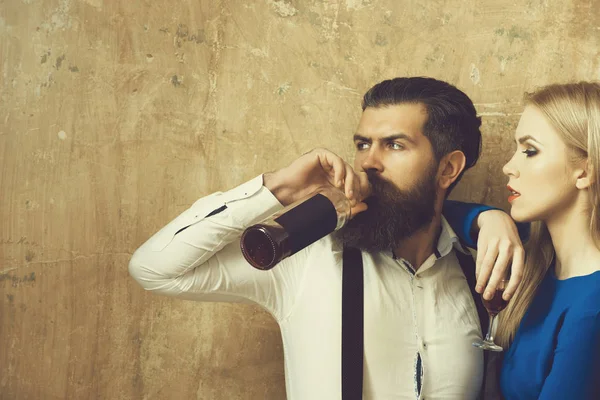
[274,193,338,255]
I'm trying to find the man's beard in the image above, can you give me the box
[334,166,438,253]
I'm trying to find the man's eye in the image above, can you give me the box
[389,142,403,150]
[522,148,538,157]
[356,142,369,150]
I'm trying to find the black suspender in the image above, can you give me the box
[342,246,364,400]
[454,247,490,338]
[454,246,490,397]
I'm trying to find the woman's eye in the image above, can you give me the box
[522,148,538,157]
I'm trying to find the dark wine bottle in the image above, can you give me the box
[240,186,351,270]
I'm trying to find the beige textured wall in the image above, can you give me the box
[1,0,599,398]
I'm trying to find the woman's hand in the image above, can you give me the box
[475,210,525,301]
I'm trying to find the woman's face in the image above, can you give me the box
[502,105,582,223]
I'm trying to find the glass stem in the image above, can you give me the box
[485,313,497,342]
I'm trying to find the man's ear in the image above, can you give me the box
[438,150,467,190]
[575,159,593,190]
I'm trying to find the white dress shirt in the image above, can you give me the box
[129,175,484,400]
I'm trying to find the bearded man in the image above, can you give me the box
[129,77,523,400]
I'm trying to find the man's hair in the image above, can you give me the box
[361,77,482,192]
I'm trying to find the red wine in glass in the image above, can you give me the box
[473,279,510,352]
[482,287,509,315]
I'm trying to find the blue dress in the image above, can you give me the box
[500,266,600,399]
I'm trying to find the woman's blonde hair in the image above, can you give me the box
[495,81,600,348]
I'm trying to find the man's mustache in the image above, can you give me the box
[364,171,385,188]
[363,171,398,202]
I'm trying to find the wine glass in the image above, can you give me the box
[472,279,510,352]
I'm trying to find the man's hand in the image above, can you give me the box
[475,209,524,301]
[263,148,372,216]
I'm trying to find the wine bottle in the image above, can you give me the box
[240,186,351,270]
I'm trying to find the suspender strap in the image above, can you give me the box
[342,246,364,400]
[455,248,489,334]
[454,246,490,397]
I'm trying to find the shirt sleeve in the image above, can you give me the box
[442,200,530,249]
[538,310,600,399]
[128,175,309,320]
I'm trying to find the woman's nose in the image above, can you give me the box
[502,154,519,178]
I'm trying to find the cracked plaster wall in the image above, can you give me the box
[1,0,599,398]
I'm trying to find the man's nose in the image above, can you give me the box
[360,149,383,172]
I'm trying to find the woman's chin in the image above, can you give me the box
[509,207,531,223]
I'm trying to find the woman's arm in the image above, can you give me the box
[443,200,529,301]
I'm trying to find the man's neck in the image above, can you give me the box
[393,214,443,270]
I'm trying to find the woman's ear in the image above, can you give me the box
[575,160,593,190]
[438,150,466,190]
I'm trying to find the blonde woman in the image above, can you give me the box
[495,82,600,399]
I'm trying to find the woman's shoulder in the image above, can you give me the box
[563,273,600,324]
[546,271,600,323]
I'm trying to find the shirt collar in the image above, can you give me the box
[390,216,470,273]
[438,216,471,258]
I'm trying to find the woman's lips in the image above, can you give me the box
[507,185,520,203]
